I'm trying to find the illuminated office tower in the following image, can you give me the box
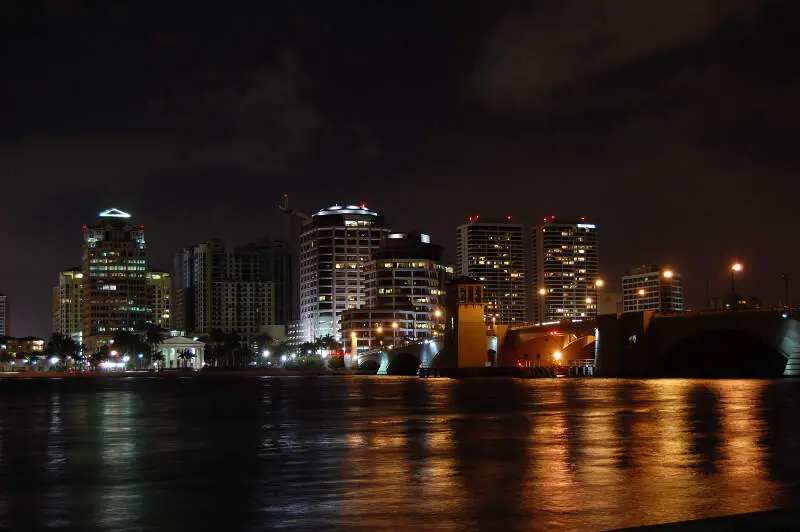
[622,265,684,313]
[82,208,149,349]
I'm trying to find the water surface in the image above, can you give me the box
[0,377,798,531]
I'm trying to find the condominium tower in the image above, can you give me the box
[341,231,452,348]
[53,267,83,343]
[147,271,172,330]
[0,293,8,336]
[298,204,390,341]
[532,217,600,321]
[456,217,526,325]
[173,239,281,341]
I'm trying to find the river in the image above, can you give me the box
[0,377,798,531]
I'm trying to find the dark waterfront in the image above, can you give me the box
[0,377,798,531]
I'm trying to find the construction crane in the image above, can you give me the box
[277,194,309,220]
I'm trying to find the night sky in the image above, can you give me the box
[2,1,799,337]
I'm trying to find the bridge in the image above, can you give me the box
[354,310,800,378]
[596,310,800,377]
[357,340,442,375]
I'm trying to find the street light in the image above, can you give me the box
[433,309,443,338]
[637,288,646,312]
[731,262,743,312]
[391,321,398,347]
[592,279,604,317]
[663,270,674,279]
[538,288,547,324]
[553,351,562,363]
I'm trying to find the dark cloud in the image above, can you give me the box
[188,49,322,172]
[1,1,798,335]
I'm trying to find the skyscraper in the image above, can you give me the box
[341,231,452,348]
[298,204,390,341]
[622,265,684,313]
[82,208,149,349]
[456,217,526,325]
[173,239,278,341]
[53,267,83,343]
[147,271,172,330]
[532,217,600,321]
[0,293,8,337]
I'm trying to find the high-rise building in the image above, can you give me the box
[456,217,526,325]
[0,293,8,336]
[298,204,390,341]
[622,265,684,313]
[147,271,172,330]
[341,232,453,348]
[53,267,83,343]
[173,239,277,341]
[532,217,600,321]
[237,239,293,325]
[82,208,149,349]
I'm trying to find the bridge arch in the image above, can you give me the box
[660,329,787,377]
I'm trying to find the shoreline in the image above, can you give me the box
[0,369,379,379]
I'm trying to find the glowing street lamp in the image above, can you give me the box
[553,351,563,363]
[391,321,399,347]
[636,288,646,312]
[731,262,744,312]
[662,270,674,279]
[538,288,547,323]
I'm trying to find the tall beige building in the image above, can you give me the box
[147,271,172,330]
[53,267,84,343]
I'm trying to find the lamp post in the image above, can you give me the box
[731,262,743,312]
[434,309,442,338]
[538,287,547,324]
[376,325,384,350]
[391,321,398,348]
[636,288,646,312]
[594,279,604,317]
[350,332,357,369]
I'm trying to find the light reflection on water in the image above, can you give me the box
[0,377,798,531]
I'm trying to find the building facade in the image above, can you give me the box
[456,217,527,325]
[82,208,149,349]
[147,271,172,330]
[173,239,277,341]
[53,267,83,343]
[341,232,452,348]
[0,293,8,337]
[532,217,600,321]
[298,204,390,341]
[622,265,684,313]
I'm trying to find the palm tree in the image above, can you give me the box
[177,348,195,369]
[89,347,110,369]
[150,350,165,370]
[46,333,81,367]
[223,331,242,368]
[142,324,165,367]
[112,330,144,359]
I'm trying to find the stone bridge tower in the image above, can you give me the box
[435,277,489,368]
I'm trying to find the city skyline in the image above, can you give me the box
[2,2,798,336]
[0,202,785,338]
